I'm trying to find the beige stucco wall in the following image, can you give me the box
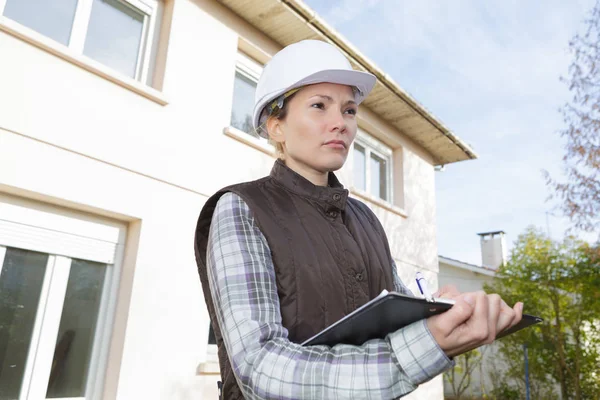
[0,0,444,398]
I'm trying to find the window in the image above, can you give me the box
[208,325,217,346]
[353,131,393,202]
[230,52,265,140]
[197,324,219,374]
[370,152,388,200]
[0,194,124,399]
[2,0,78,46]
[0,0,158,82]
[83,0,147,78]
[206,325,218,364]
[353,143,367,191]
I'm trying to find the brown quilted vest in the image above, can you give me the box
[194,160,395,399]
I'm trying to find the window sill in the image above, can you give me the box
[223,126,275,157]
[349,188,408,218]
[0,17,168,106]
[196,361,220,376]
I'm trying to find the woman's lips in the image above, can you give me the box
[323,140,346,149]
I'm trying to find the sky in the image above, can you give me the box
[304,0,599,266]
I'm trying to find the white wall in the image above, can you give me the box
[0,0,445,398]
[438,263,495,294]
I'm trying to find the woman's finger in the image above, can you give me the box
[462,291,489,347]
[496,299,516,334]
[487,294,502,342]
[434,284,461,299]
[511,302,524,328]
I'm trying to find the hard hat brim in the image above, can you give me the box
[254,69,376,138]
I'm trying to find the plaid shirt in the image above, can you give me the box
[207,192,453,399]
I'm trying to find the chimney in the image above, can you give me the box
[477,231,507,269]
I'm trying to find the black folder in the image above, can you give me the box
[302,290,543,347]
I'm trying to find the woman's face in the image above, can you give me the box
[269,82,358,174]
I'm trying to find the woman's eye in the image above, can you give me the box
[345,108,357,115]
[311,102,325,110]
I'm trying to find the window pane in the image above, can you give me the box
[0,248,48,400]
[46,259,107,398]
[83,0,145,78]
[353,144,366,191]
[370,153,388,200]
[3,0,78,45]
[208,325,217,345]
[231,71,259,137]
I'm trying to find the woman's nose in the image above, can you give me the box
[329,111,347,133]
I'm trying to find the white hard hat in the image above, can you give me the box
[253,40,377,137]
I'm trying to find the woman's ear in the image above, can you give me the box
[266,116,285,144]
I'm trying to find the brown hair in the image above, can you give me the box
[255,91,299,160]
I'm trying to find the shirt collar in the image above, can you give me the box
[269,159,349,211]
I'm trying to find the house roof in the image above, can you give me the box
[218,0,478,166]
[438,255,497,277]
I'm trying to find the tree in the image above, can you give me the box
[484,227,600,400]
[544,1,600,234]
[444,348,486,400]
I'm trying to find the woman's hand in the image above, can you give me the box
[426,291,523,358]
[434,284,461,300]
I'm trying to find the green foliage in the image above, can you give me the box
[489,382,520,400]
[444,348,485,399]
[484,226,600,400]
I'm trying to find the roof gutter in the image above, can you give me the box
[439,256,497,277]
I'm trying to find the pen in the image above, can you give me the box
[416,272,434,302]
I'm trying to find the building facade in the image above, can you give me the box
[0,0,475,398]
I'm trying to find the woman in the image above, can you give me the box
[194,40,523,399]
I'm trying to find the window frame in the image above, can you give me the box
[0,194,126,400]
[196,324,219,375]
[229,51,261,136]
[0,0,158,84]
[235,50,262,84]
[224,51,277,157]
[206,325,218,363]
[352,130,394,204]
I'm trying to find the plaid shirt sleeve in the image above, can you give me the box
[206,192,453,400]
